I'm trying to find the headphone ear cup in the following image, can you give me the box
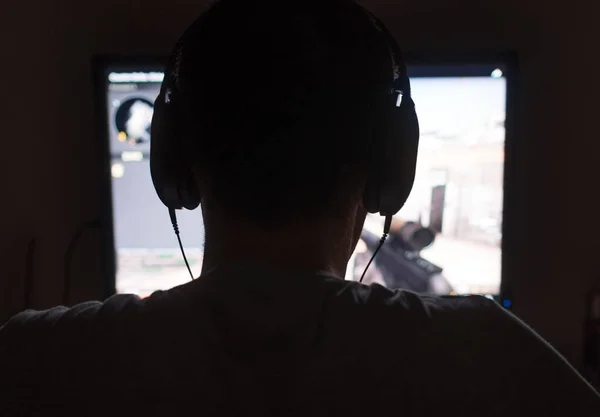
[365,94,420,217]
[381,95,419,215]
[363,103,386,214]
[150,87,201,210]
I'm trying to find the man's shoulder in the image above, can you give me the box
[0,293,161,351]
[324,280,504,345]
[347,286,600,411]
[333,279,498,319]
[3,294,136,324]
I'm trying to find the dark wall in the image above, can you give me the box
[1,0,598,366]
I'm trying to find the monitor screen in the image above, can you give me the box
[101,61,508,298]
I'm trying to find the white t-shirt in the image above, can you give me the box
[1,264,599,416]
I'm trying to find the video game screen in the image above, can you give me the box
[103,62,507,298]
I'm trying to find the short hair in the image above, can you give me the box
[177,0,394,225]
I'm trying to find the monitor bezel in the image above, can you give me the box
[92,51,518,306]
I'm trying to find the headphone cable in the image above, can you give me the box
[169,208,195,280]
[359,215,391,283]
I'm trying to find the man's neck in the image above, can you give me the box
[199,213,361,279]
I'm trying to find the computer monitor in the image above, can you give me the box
[95,55,514,300]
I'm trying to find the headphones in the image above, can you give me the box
[150,2,420,233]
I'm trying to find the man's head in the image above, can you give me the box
[150,0,419,275]
[154,0,402,219]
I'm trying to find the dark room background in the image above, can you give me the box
[1,0,598,367]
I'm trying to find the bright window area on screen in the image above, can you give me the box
[351,69,506,297]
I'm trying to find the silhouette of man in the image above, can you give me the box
[1,1,599,415]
